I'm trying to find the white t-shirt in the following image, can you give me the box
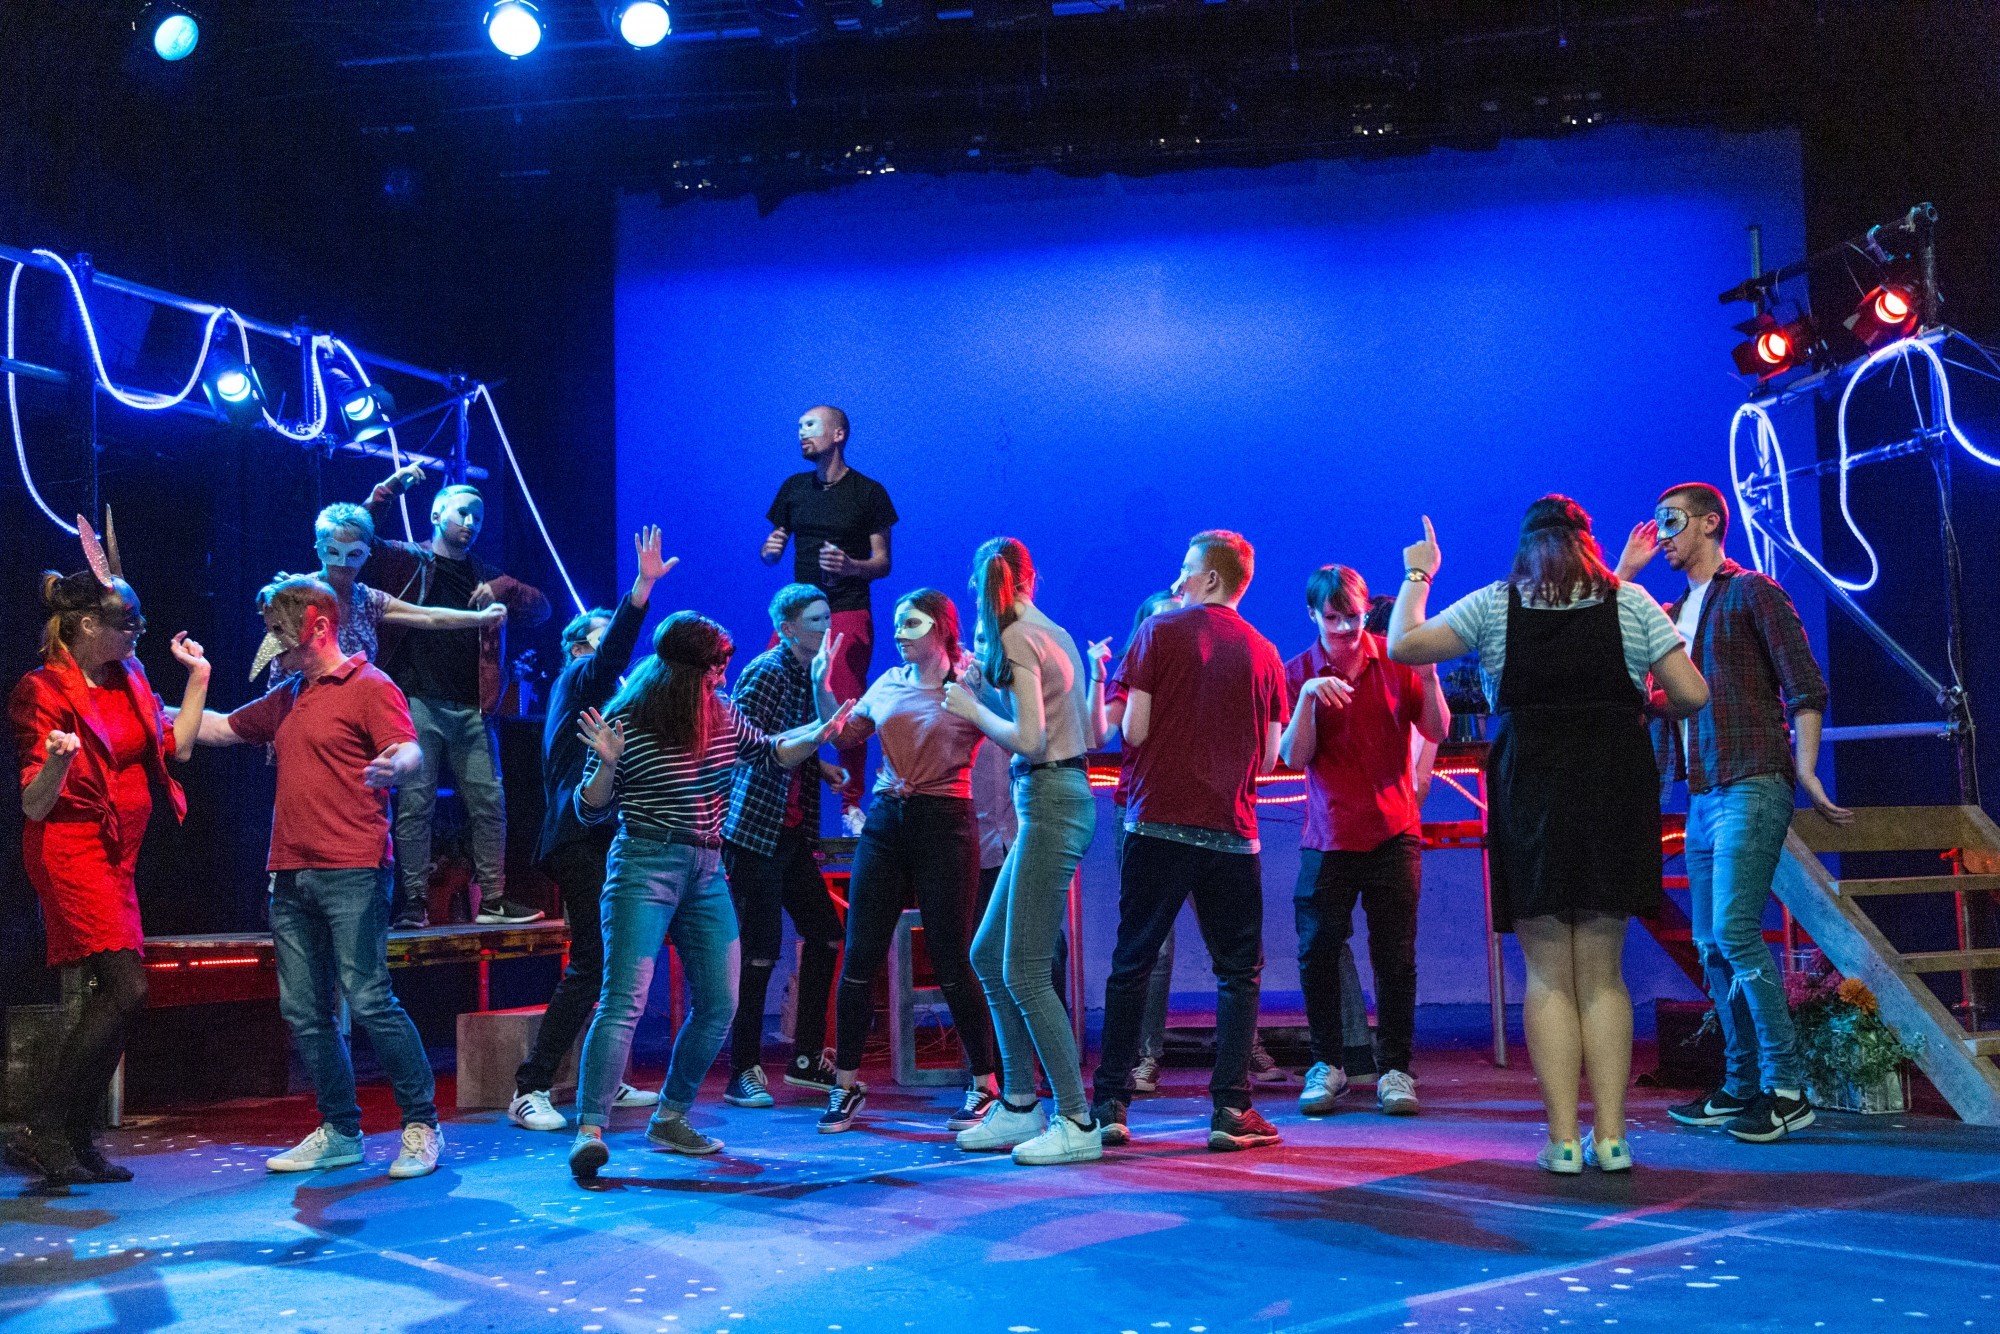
[1674,579,1711,755]
[1434,580,1684,710]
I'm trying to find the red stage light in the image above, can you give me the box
[1731,313,1816,379]
[1755,329,1792,364]
[1874,287,1911,323]
[1846,284,1919,348]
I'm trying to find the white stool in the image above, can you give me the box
[888,909,967,1087]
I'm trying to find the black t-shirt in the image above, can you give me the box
[385,553,482,707]
[767,467,899,613]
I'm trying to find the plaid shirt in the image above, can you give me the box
[724,644,818,855]
[1655,559,1829,796]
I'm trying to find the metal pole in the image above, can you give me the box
[450,374,471,486]
[1931,365,1980,807]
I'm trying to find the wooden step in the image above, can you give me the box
[1901,948,2000,974]
[1793,804,2000,856]
[1838,874,2000,898]
[1963,1032,2000,1058]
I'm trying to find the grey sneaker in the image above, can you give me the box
[387,1123,441,1179]
[569,1127,609,1179]
[267,1124,365,1173]
[645,1113,723,1156]
[1131,1055,1162,1094]
[1376,1070,1419,1116]
[1299,1062,1349,1116]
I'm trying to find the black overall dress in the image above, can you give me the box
[1486,585,1663,931]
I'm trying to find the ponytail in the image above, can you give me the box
[969,537,1034,688]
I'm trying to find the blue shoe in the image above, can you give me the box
[817,1083,867,1134]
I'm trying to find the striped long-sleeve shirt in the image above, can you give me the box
[577,700,783,846]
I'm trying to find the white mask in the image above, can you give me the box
[799,414,826,441]
[893,608,936,643]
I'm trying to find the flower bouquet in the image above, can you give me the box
[1787,964,1923,1114]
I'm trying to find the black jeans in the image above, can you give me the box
[35,949,147,1142]
[516,833,611,1094]
[725,827,844,1074]
[1296,834,1422,1074]
[834,793,996,1077]
[1094,833,1264,1113]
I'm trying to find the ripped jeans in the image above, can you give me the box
[1686,772,1802,1095]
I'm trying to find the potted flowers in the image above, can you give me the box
[1787,964,1924,1114]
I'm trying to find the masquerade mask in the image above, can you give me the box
[319,539,370,570]
[1654,506,1691,539]
[250,623,302,681]
[799,415,826,442]
[893,608,936,643]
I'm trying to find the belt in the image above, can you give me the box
[1010,755,1089,776]
[623,819,722,851]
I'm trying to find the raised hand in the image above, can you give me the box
[635,525,677,584]
[1404,516,1441,579]
[1300,674,1355,710]
[760,527,789,564]
[43,730,81,763]
[816,697,859,743]
[1085,637,1113,682]
[577,707,626,765]
[361,746,405,789]
[811,631,844,690]
[1616,519,1660,581]
[385,462,426,494]
[941,681,981,721]
[170,632,211,678]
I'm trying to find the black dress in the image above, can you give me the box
[1486,585,1663,931]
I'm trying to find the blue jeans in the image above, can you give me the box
[395,697,507,917]
[576,832,739,1127]
[972,766,1097,1118]
[1686,773,1802,1094]
[269,868,437,1136]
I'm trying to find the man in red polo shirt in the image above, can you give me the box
[1280,565,1449,1118]
[192,576,439,1179]
[1091,530,1291,1152]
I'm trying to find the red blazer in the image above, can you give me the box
[10,649,187,845]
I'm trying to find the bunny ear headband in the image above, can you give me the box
[75,509,125,588]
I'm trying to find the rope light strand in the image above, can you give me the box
[478,383,588,617]
[7,262,78,536]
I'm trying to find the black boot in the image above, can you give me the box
[69,1131,133,1183]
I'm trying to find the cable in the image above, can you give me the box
[329,336,414,542]
[476,383,588,617]
[234,315,328,444]
[31,249,229,412]
[7,262,78,536]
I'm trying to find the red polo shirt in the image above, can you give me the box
[227,654,417,871]
[1284,633,1425,853]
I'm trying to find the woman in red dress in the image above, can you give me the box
[9,553,210,1184]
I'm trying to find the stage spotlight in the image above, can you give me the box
[201,356,264,425]
[136,3,200,62]
[1845,283,1919,348]
[749,0,832,44]
[485,0,544,57]
[604,0,671,46]
[1730,313,1817,380]
[337,382,398,442]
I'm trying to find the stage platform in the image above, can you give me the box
[3,1047,1996,1333]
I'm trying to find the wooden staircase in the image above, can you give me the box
[1773,804,2000,1126]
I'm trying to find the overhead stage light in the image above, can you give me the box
[136,3,201,62]
[201,355,264,425]
[1845,284,1919,348]
[605,0,671,46]
[485,0,544,57]
[337,381,398,442]
[1731,312,1817,380]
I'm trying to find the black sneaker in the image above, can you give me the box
[947,1084,998,1131]
[69,1139,133,1184]
[1093,1101,1130,1147]
[817,1083,867,1134]
[1726,1091,1815,1143]
[1208,1106,1283,1152]
[723,1067,774,1109]
[783,1052,839,1093]
[1667,1087,1752,1127]
[391,910,429,931]
[475,899,546,925]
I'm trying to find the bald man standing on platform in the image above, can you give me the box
[760,406,898,834]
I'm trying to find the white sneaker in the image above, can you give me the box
[266,1124,365,1173]
[388,1123,442,1179]
[1012,1113,1103,1166]
[956,1101,1046,1152]
[1376,1070,1419,1116]
[841,805,867,837]
[509,1090,566,1132]
[1299,1062,1349,1116]
[612,1083,660,1109]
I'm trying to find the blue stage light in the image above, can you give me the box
[214,369,251,402]
[201,355,264,425]
[485,1,544,58]
[614,0,671,46]
[138,4,201,61]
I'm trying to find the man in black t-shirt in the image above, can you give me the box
[363,469,551,928]
[760,405,896,828]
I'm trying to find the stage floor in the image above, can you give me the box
[3,1048,1997,1333]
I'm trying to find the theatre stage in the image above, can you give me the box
[2,1047,1995,1334]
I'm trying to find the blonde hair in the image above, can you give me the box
[1189,529,1255,598]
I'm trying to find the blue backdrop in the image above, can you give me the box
[615,126,1807,1017]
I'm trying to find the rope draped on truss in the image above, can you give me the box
[5,250,587,616]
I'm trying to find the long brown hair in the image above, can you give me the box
[606,611,735,753]
[970,537,1033,688]
[1509,494,1617,606]
[39,570,133,664]
[897,588,964,683]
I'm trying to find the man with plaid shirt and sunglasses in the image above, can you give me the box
[720,584,849,1108]
[1618,482,1851,1145]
